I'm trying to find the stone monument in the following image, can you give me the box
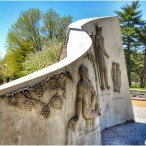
[0,16,134,145]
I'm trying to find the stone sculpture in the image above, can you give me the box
[34,85,43,98]
[2,71,72,118]
[116,63,121,92]
[111,62,117,92]
[84,51,97,82]
[94,25,110,90]
[68,65,100,132]
[111,62,121,92]
[41,104,50,118]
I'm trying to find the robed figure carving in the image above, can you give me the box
[111,62,121,92]
[94,25,110,90]
[111,62,117,92]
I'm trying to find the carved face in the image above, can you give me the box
[116,63,120,69]
[79,65,88,79]
[96,25,102,34]
[112,62,116,68]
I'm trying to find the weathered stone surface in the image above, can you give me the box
[0,16,134,145]
[67,64,100,144]
[111,62,121,92]
[82,17,134,131]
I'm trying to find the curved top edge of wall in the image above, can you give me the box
[0,16,118,96]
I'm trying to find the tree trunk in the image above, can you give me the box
[127,39,131,86]
[140,75,144,88]
[0,78,3,85]
[143,46,146,82]
[6,77,10,83]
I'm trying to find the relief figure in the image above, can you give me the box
[68,65,100,132]
[111,62,117,92]
[116,63,121,92]
[111,62,121,92]
[94,25,110,90]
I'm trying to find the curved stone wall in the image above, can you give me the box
[0,16,134,145]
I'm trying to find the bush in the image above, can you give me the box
[22,39,62,76]
[131,82,140,88]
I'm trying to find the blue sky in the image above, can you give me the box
[0,1,146,57]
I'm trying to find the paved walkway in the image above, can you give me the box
[102,106,146,145]
[134,106,146,123]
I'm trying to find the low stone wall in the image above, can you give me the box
[0,17,134,145]
[130,89,146,98]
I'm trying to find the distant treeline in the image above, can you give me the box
[0,1,146,89]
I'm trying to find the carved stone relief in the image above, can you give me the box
[84,51,97,83]
[34,85,43,98]
[3,71,72,118]
[111,62,121,92]
[50,95,63,109]
[41,104,50,118]
[111,62,117,92]
[93,25,110,90]
[68,65,100,133]
[116,63,121,92]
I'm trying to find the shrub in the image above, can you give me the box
[22,39,62,76]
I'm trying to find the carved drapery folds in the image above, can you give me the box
[91,25,110,90]
[111,62,121,92]
[3,71,72,118]
[68,65,100,133]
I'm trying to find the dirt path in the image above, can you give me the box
[132,99,146,107]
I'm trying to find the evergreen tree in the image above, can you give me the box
[137,25,146,87]
[115,1,145,86]
[137,25,146,49]
[130,49,144,88]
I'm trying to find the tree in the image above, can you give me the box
[42,9,72,43]
[115,1,145,86]
[8,8,42,52]
[137,26,146,47]
[22,39,62,75]
[3,8,72,80]
[136,25,146,87]
[0,57,11,83]
[130,49,144,88]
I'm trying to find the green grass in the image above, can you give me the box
[130,83,146,91]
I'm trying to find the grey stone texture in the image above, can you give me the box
[0,17,134,145]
